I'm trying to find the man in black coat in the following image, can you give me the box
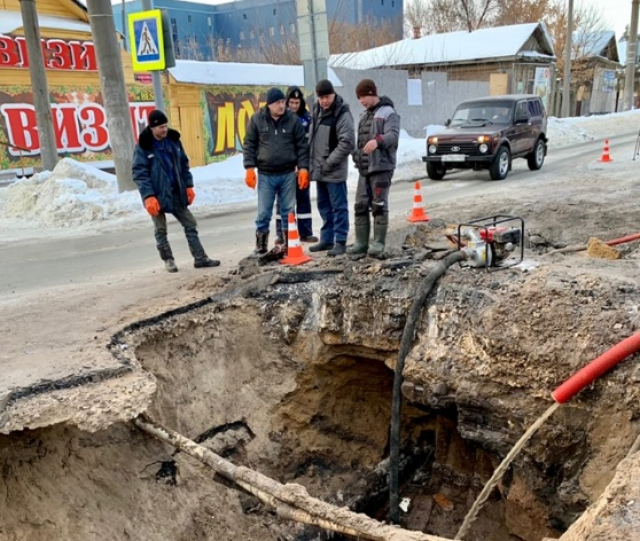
[243,87,310,255]
[132,109,220,273]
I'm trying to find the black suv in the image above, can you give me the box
[422,94,548,181]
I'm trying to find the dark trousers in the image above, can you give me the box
[275,183,313,239]
[151,190,206,260]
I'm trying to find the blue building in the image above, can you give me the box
[112,0,404,62]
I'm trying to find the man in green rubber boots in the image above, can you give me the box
[349,79,400,259]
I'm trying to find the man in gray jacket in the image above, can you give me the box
[308,79,355,257]
[349,78,400,259]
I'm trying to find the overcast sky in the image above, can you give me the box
[585,0,632,36]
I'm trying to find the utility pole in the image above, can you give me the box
[561,0,574,118]
[141,0,166,111]
[296,0,329,99]
[86,0,136,191]
[623,0,640,111]
[19,0,58,171]
[121,0,127,51]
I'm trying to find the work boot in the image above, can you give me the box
[194,257,220,268]
[367,215,388,259]
[158,243,177,272]
[165,258,178,273]
[255,230,269,255]
[327,242,346,257]
[347,214,370,255]
[301,235,319,243]
[309,241,334,252]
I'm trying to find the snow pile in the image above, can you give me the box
[0,158,142,228]
[549,110,640,146]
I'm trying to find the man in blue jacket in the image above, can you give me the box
[132,109,220,273]
[243,87,310,255]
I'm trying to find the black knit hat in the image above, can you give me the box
[266,87,286,105]
[315,79,335,97]
[148,109,168,127]
[287,86,304,100]
[355,78,377,98]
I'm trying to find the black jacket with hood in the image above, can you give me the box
[132,127,193,213]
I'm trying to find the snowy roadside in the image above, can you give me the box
[1,109,639,243]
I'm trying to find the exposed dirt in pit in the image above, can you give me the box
[2,165,640,541]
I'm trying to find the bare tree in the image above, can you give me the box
[404,0,500,35]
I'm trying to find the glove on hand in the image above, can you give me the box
[186,187,195,205]
[298,169,309,189]
[144,196,160,217]
[245,168,257,189]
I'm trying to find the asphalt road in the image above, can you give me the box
[1,132,636,296]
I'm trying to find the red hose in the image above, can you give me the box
[552,331,640,403]
[606,232,640,246]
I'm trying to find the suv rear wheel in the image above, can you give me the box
[489,146,510,180]
[427,162,446,180]
[527,138,545,171]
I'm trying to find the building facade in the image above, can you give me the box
[111,0,404,62]
[0,0,154,173]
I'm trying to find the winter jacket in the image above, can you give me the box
[242,107,309,174]
[132,127,193,213]
[353,96,400,174]
[309,95,355,183]
[286,86,312,133]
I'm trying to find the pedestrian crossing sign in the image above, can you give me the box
[128,9,166,72]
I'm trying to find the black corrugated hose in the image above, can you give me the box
[389,250,467,524]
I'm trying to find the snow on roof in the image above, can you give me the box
[0,11,92,34]
[329,23,555,70]
[168,60,343,88]
[573,30,618,61]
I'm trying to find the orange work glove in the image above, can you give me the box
[245,168,257,189]
[297,169,309,189]
[186,187,195,205]
[144,196,160,217]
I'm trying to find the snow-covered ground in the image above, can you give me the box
[1,110,639,242]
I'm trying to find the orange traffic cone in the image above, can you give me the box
[407,181,430,222]
[599,139,613,163]
[280,213,312,265]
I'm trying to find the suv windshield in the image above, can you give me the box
[451,101,514,127]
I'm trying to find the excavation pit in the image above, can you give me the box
[2,218,640,541]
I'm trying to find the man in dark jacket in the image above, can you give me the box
[243,87,310,255]
[308,79,355,257]
[349,78,400,259]
[132,109,220,273]
[273,86,317,245]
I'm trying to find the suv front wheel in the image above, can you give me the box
[427,162,446,180]
[527,138,545,170]
[489,146,510,180]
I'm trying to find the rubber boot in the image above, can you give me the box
[254,230,269,255]
[158,243,178,273]
[367,215,388,259]
[346,214,370,255]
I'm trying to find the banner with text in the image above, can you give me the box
[0,86,155,170]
